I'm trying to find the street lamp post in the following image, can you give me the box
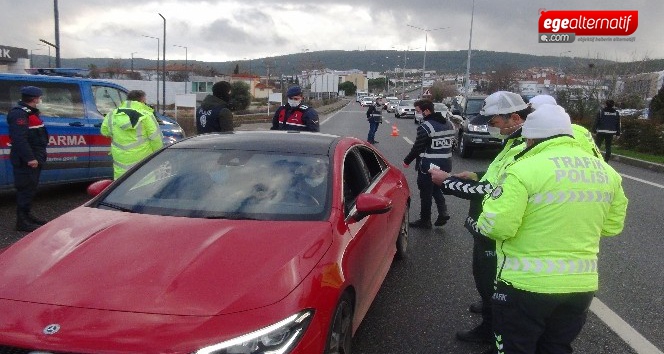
[130,52,138,72]
[142,35,160,110]
[174,44,188,93]
[556,50,572,94]
[53,0,61,67]
[39,39,57,69]
[464,0,475,103]
[159,13,166,114]
[31,46,44,68]
[407,24,448,98]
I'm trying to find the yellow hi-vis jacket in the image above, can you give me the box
[101,100,163,179]
[477,136,628,294]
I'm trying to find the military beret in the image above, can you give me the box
[21,86,43,97]
[287,86,303,98]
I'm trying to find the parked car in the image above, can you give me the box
[0,73,185,190]
[0,131,411,354]
[395,99,416,118]
[360,96,375,107]
[453,95,504,158]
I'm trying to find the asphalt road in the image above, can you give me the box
[1,100,663,354]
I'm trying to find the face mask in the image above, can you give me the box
[487,126,508,139]
[288,99,302,107]
[305,175,325,187]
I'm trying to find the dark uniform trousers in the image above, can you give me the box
[594,133,614,162]
[491,280,594,354]
[14,165,42,213]
[416,159,446,221]
[473,234,497,326]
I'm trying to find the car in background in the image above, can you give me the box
[360,96,375,107]
[395,99,416,118]
[0,131,411,354]
[453,95,504,158]
[0,73,185,190]
[384,96,399,112]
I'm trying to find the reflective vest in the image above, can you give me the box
[101,100,163,179]
[417,115,455,173]
[572,124,602,158]
[477,136,628,293]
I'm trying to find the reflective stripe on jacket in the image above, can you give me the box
[101,100,163,179]
[477,136,628,293]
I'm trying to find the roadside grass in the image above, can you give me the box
[613,147,664,164]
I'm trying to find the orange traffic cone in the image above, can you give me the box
[391,124,399,137]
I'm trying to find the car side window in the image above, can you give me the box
[343,149,370,216]
[93,85,127,117]
[2,81,84,119]
[356,146,386,182]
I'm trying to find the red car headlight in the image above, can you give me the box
[194,310,314,354]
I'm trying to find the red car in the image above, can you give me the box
[0,131,411,354]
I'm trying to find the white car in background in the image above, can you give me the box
[360,96,375,107]
[395,99,416,118]
[385,97,400,112]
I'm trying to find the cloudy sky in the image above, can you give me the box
[1,0,662,66]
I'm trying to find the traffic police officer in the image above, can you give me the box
[7,86,49,232]
[271,86,320,132]
[477,104,628,353]
[101,90,163,179]
[431,91,531,345]
[403,99,455,229]
[529,95,602,159]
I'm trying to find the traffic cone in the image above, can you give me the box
[391,124,399,137]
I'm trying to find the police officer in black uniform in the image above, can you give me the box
[7,86,49,232]
[196,81,234,134]
[271,86,319,132]
[366,97,383,144]
[592,99,621,162]
[402,99,455,229]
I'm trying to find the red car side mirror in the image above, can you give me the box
[87,179,113,197]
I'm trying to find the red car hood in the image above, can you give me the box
[0,207,332,316]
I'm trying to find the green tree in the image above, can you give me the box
[339,81,357,96]
[368,78,387,94]
[430,82,458,102]
[229,81,251,111]
[649,83,664,123]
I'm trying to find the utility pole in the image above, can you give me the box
[464,0,475,103]
[54,0,61,67]
[159,13,166,114]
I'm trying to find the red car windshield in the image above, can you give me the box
[96,149,331,221]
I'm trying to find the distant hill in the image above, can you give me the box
[28,50,663,76]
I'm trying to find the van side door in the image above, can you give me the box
[86,83,127,179]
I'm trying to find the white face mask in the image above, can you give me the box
[487,126,508,139]
[288,99,302,107]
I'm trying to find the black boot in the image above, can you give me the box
[27,213,47,225]
[434,214,450,226]
[409,219,432,229]
[456,322,492,344]
[16,211,40,232]
[469,300,484,314]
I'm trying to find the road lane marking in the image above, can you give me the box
[403,137,414,145]
[619,173,664,189]
[591,298,664,354]
[321,108,345,125]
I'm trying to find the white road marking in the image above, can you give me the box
[619,173,664,189]
[591,298,664,354]
[321,108,345,125]
[403,137,414,145]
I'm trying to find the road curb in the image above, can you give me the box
[611,154,664,174]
